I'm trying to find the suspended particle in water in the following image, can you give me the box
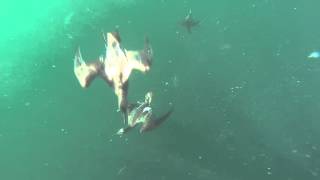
[118,166,127,175]
[242,161,249,166]
[308,51,320,59]
[66,34,73,39]
[64,12,74,26]
[310,170,318,177]
[220,43,232,50]
[172,75,179,88]
[266,167,272,175]
[60,128,68,135]
[305,154,311,158]
[312,145,318,151]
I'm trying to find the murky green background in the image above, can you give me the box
[1,0,320,179]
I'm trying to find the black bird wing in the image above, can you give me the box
[140,107,174,133]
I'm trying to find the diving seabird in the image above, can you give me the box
[180,9,200,33]
[117,92,173,135]
[74,32,153,123]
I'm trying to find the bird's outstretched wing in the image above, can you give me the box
[140,107,174,133]
[126,37,153,73]
[74,47,104,88]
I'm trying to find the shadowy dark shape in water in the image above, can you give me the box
[180,9,200,33]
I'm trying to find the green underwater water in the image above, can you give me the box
[1,0,320,179]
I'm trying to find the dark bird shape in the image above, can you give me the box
[180,9,200,33]
[117,92,173,135]
[74,31,153,123]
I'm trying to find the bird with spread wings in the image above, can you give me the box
[73,31,153,123]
